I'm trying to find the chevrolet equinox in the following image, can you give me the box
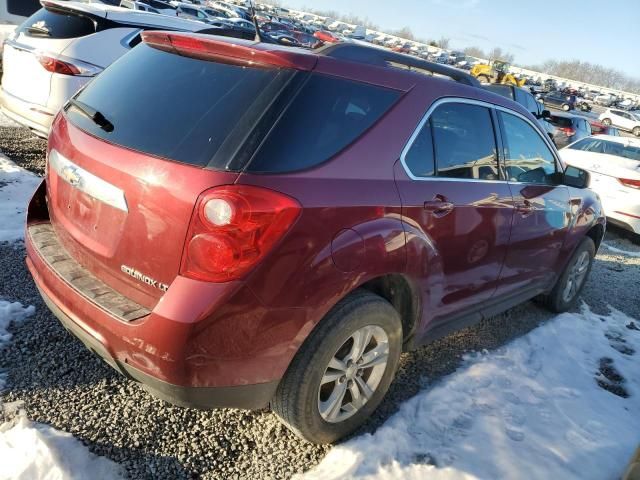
[25,33,605,444]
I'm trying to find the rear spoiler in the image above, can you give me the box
[141,31,318,70]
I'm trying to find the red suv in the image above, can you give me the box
[25,33,604,444]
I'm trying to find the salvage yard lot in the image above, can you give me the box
[0,114,639,479]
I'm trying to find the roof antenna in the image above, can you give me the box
[249,0,263,43]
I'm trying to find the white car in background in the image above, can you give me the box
[119,0,177,15]
[0,0,220,137]
[0,0,41,55]
[599,109,640,137]
[561,135,640,234]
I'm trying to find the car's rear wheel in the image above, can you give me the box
[543,237,595,313]
[477,74,491,84]
[271,289,402,444]
[562,103,570,111]
[602,118,612,126]
[633,126,640,137]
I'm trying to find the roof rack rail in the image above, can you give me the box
[318,43,480,88]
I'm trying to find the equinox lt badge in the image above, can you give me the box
[121,265,169,292]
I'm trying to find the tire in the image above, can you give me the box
[562,104,570,111]
[271,289,403,444]
[602,118,612,126]
[477,74,491,84]
[543,237,595,313]
[633,127,640,137]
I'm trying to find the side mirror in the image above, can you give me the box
[563,165,590,189]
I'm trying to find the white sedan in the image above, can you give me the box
[599,109,640,137]
[0,1,216,138]
[561,135,640,234]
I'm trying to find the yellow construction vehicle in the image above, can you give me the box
[470,60,526,87]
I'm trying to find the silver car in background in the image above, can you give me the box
[0,0,214,137]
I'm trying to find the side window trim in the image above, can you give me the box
[489,107,507,181]
[400,97,555,182]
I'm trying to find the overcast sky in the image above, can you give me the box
[282,0,640,79]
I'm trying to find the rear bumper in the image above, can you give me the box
[0,87,54,137]
[24,175,292,409]
[607,211,640,234]
[37,283,278,409]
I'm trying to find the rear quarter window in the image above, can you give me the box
[246,75,400,173]
[17,8,96,39]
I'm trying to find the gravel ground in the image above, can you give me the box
[1,125,639,479]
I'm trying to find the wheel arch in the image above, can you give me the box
[358,273,421,350]
[586,222,605,251]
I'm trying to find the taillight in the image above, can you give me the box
[618,178,640,189]
[558,127,575,136]
[37,54,102,77]
[180,185,302,282]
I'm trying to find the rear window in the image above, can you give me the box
[549,116,573,128]
[67,43,400,172]
[7,0,40,17]
[569,138,640,161]
[67,43,294,169]
[17,8,96,39]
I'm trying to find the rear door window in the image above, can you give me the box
[429,103,499,180]
[17,8,96,39]
[499,111,558,184]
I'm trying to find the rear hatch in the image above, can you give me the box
[1,3,104,106]
[47,33,311,308]
[47,33,402,309]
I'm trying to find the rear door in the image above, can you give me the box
[395,100,514,327]
[496,110,571,294]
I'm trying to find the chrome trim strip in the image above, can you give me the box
[49,149,128,212]
[399,96,561,183]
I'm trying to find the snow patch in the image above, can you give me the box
[0,300,122,479]
[300,306,640,480]
[0,415,124,480]
[602,243,640,258]
[0,155,41,243]
[0,111,18,128]
[0,300,35,391]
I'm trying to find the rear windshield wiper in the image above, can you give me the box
[68,99,114,133]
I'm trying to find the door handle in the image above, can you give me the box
[424,195,454,217]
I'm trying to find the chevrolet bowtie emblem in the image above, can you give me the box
[61,165,82,187]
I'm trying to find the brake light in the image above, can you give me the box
[37,54,102,77]
[558,127,575,136]
[618,178,640,189]
[38,55,80,75]
[180,185,301,282]
[141,31,316,70]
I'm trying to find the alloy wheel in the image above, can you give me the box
[318,325,389,423]
[562,250,590,303]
